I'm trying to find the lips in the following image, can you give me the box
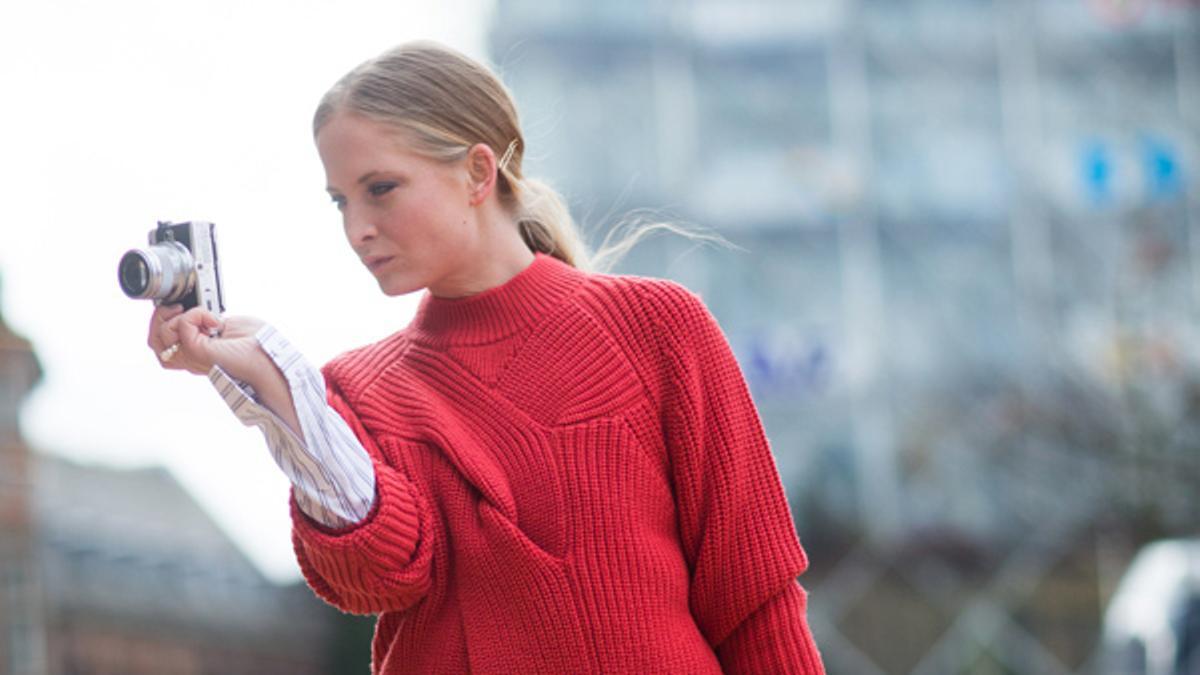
[363,255,394,272]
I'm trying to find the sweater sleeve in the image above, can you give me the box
[289,378,434,616]
[653,284,824,673]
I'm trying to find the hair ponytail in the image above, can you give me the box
[504,176,584,269]
[315,41,724,274]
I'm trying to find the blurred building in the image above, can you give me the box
[490,0,1199,672]
[32,455,335,675]
[0,307,356,675]
[1,296,46,674]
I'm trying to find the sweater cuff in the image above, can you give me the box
[291,459,431,612]
[717,581,825,674]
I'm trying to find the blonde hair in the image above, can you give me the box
[314,39,595,267]
[314,41,726,272]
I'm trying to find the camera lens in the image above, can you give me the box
[118,251,151,297]
[117,242,195,302]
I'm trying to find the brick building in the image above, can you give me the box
[0,303,360,674]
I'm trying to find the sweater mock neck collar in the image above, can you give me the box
[408,253,584,345]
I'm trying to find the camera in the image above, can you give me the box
[118,221,225,315]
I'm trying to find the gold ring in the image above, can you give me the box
[159,343,181,363]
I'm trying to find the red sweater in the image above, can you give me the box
[291,253,824,673]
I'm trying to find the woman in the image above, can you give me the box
[148,41,824,673]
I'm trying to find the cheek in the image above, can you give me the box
[407,196,462,240]
[375,181,469,248]
[372,202,416,240]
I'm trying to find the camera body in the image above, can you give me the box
[118,221,225,315]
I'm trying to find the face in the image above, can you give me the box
[317,112,478,297]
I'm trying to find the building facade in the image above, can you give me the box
[488,1,1199,671]
[0,299,47,675]
[490,0,1198,545]
[0,305,361,675]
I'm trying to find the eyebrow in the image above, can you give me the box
[326,171,384,194]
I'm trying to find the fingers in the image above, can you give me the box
[149,304,186,370]
[157,317,186,370]
[149,305,221,373]
[175,308,218,346]
[147,306,250,376]
[168,308,223,375]
[196,309,225,338]
[147,304,184,352]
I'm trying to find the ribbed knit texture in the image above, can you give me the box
[290,253,825,674]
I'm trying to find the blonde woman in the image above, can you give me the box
[148,42,824,674]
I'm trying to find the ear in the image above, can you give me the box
[465,143,498,206]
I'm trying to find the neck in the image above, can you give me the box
[428,206,535,299]
[410,252,585,345]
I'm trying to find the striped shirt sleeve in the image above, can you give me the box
[207,325,377,529]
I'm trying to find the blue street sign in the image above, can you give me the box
[743,334,830,397]
[1141,136,1182,199]
[1081,140,1113,206]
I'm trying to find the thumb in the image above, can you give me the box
[197,311,224,338]
[175,314,204,351]
[176,309,219,348]
[172,310,221,375]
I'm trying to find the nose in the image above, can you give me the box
[343,209,377,249]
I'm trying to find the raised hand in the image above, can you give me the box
[148,305,264,381]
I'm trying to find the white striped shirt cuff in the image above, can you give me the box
[208,325,377,529]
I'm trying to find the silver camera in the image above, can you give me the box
[118,220,225,315]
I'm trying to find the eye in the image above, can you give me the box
[368,182,397,198]
[329,195,347,211]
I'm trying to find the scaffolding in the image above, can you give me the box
[489,0,1200,670]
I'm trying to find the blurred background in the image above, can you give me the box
[2,0,1199,672]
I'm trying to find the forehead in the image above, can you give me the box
[316,113,424,177]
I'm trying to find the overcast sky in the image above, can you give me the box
[1,0,490,582]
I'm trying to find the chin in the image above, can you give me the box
[378,277,425,297]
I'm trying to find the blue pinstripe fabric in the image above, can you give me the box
[209,325,376,528]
